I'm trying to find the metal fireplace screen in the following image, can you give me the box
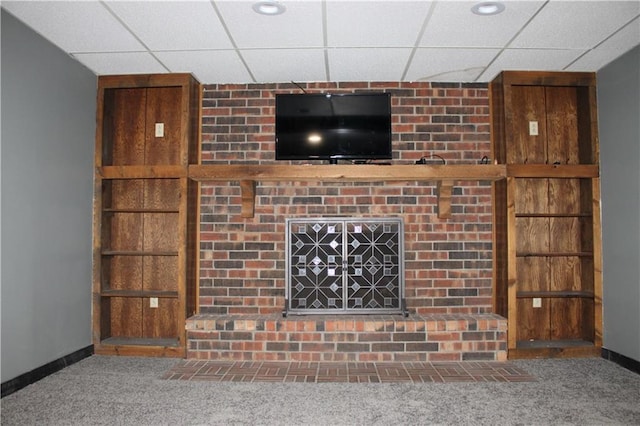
[285,218,405,315]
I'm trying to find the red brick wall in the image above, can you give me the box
[199,81,492,316]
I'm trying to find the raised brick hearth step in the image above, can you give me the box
[186,314,507,362]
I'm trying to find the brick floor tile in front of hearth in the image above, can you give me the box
[161,360,536,383]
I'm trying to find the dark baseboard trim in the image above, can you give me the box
[602,348,640,375]
[1,345,94,398]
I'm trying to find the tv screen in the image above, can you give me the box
[275,93,392,164]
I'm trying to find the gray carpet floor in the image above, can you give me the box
[1,355,639,425]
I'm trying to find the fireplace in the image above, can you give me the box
[285,218,406,316]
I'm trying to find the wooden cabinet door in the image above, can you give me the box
[508,86,547,164]
[103,86,183,166]
[508,85,580,165]
[108,88,146,166]
[545,87,580,165]
[145,87,183,165]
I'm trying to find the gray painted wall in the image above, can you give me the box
[598,45,640,362]
[1,10,96,382]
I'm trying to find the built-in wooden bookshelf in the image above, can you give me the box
[490,71,603,359]
[93,74,200,357]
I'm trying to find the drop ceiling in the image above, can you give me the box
[3,0,639,83]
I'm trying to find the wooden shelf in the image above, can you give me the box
[100,337,180,347]
[517,291,595,299]
[103,208,180,214]
[516,339,595,349]
[506,164,599,178]
[98,165,187,179]
[101,290,179,298]
[188,164,506,219]
[189,163,506,182]
[101,250,178,256]
[95,337,182,357]
[516,251,592,258]
[516,213,592,218]
[510,339,599,359]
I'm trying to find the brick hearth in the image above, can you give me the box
[186,314,507,362]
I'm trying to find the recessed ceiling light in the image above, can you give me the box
[252,1,286,16]
[471,2,505,16]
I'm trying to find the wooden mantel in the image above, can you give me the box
[96,163,598,219]
[188,164,507,219]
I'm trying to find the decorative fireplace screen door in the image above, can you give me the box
[285,218,406,316]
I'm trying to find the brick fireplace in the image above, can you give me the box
[188,81,507,361]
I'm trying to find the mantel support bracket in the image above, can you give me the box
[240,180,256,218]
[437,180,453,219]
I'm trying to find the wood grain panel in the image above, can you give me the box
[550,257,581,292]
[550,298,582,340]
[489,74,506,164]
[99,297,112,339]
[108,180,144,209]
[186,179,200,317]
[580,298,595,341]
[105,256,143,291]
[516,217,550,253]
[549,178,580,214]
[517,257,549,292]
[110,297,143,338]
[577,86,599,164]
[109,88,146,166]
[508,86,546,164]
[143,179,180,210]
[492,180,508,316]
[545,87,579,164]
[143,298,179,339]
[188,164,507,182]
[106,213,143,251]
[143,213,179,251]
[515,179,548,214]
[145,87,182,165]
[580,257,595,294]
[550,218,581,253]
[143,256,179,292]
[517,298,550,341]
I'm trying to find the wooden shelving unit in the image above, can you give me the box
[92,74,200,357]
[188,163,506,219]
[490,71,603,359]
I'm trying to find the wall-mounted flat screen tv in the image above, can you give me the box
[275,93,392,164]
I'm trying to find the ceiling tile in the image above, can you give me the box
[3,0,638,82]
[328,48,412,81]
[326,1,432,47]
[240,49,327,83]
[567,16,640,71]
[105,0,233,50]
[420,1,544,47]
[72,52,167,75]
[2,1,143,52]
[216,0,324,48]
[155,50,252,83]
[406,48,500,82]
[478,49,586,81]
[511,1,640,49]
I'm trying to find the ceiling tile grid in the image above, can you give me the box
[2,0,639,83]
